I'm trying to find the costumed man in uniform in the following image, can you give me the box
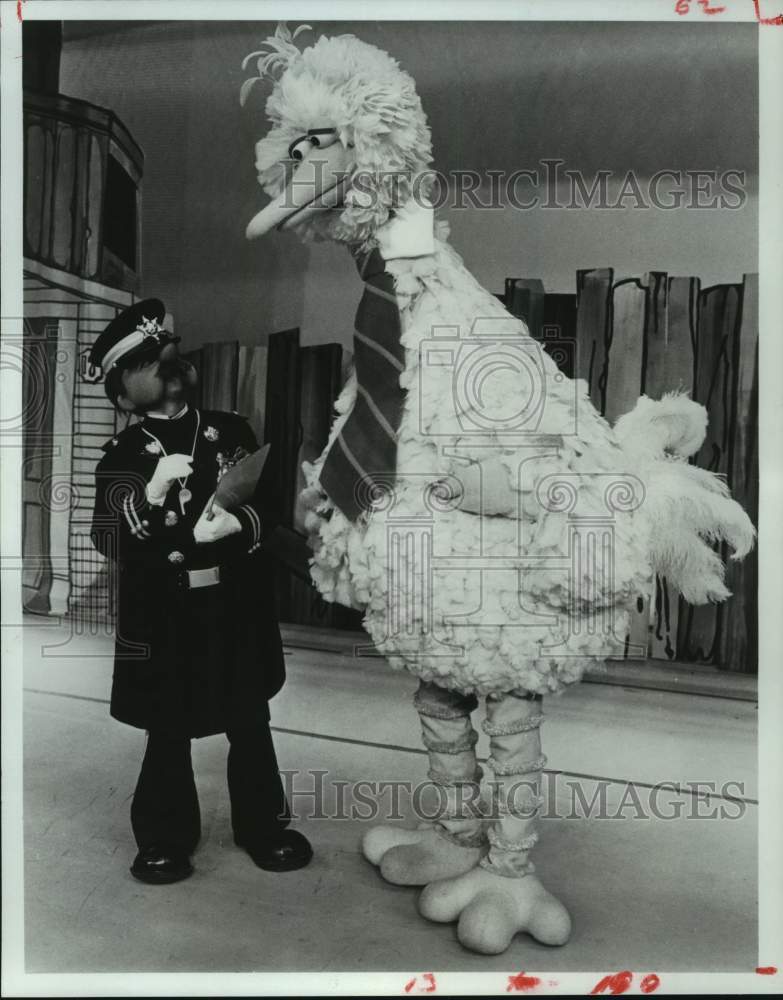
[89,298,312,884]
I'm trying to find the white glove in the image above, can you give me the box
[193,500,241,544]
[146,454,194,506]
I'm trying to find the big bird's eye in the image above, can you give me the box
[288,136,311,161]
[287,129,339,161]
[307,128,338,149]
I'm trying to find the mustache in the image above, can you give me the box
[159,358,195,381]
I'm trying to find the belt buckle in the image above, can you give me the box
[186,566,221,589]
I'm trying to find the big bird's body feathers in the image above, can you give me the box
[301,228,665,694]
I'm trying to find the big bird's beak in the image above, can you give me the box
[246,142,353,239]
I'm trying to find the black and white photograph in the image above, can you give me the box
[1,0,781,995]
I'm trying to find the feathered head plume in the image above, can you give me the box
[240,22,313,105]
[240,23,433,247]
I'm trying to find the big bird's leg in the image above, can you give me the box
[419,690,571,954]
[361,681,487,885]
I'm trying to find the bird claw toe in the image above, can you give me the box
[361,823,485,886]
[419,865,571,953]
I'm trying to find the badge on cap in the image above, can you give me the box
[137,315,165,338]
[89,298,174,375]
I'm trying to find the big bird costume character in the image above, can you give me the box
[240,24,755,955]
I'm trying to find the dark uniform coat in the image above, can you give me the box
[91,408,285,738]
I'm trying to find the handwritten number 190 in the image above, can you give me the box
[591,971,660,995]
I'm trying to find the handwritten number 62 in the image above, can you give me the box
[674,0,727,14]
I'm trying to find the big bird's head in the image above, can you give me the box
[241,23,432,247]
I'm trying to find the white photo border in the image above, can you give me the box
[2,0,781,995]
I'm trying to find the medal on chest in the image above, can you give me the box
[178,487,192,515]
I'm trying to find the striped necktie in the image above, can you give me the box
[319,248,406,522]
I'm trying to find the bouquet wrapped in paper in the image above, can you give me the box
[208,444,271,516]
[208,444,312,582]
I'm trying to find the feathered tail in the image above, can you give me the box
[614,392,755,604]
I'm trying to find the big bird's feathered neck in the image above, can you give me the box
[375,199,435,260]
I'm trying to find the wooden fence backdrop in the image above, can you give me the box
[164,268,760,672]
[504,270,758,674]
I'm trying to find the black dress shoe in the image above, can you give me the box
[235,829,313,872]
[130,845,194,884]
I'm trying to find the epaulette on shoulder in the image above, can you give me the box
[101,421,143,453]
[200,409,253,434]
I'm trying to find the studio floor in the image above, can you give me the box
[20,615,757,975]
